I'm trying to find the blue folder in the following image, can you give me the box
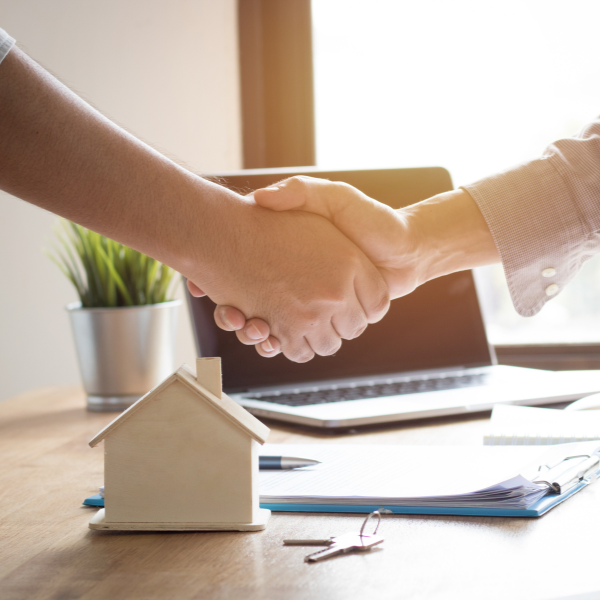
[82,476,592,517]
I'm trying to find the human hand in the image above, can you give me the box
[186,196,390,363]
[202,176,416,358]
[187,279,281,357]
[211,177,499,356]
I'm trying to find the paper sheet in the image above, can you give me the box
[259,442,600,508]
[485,404,600,445]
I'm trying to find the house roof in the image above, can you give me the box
[89,363,270,447]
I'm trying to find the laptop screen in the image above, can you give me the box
[188,167,493,393]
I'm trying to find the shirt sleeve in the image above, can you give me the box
[462,117,600,317]
[0,27,15,66]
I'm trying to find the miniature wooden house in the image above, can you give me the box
[88,357,270,531]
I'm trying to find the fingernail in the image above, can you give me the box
[262,338,274,352]
[247,323,263,340]
[263,186,280,192]
[220,310,235,330]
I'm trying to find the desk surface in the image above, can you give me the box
[1,387,598,600]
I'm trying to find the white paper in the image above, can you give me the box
[259,442,600,509]
[485,404,600,445]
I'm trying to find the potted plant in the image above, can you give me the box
[47,219,181,412]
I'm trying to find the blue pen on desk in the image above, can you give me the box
[260,456,321,470]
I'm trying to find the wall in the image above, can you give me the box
[0,1,242,401]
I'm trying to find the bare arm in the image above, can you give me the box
[0,46,235,278]
[0,47,390,362]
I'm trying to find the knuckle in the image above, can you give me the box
[368,286,390,322]
[315,337,342,357]
[337,311,367,340]
[286,348,315,363]
[332,180,349,193]
[288,176,308,190]
[348,323,367,340]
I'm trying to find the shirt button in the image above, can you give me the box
[545,283,559,296]
[542,267,556,278]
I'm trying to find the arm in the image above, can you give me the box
[463,117,600,316]
[257,118,600,318]
[0,41,390,362]
[223,116,600,353]
[215,180,499,357]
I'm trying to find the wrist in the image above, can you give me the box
[402,188,499,285]
[151,175,250,287]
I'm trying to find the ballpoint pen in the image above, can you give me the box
[93,455,321,499]
[259,456,321,470]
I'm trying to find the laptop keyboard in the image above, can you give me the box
[243,373,488,407]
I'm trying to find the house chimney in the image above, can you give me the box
[196,357,222,398]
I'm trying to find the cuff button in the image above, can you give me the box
[545,283,559,296]
[542,267,556,278]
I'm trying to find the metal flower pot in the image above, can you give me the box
[67,300,181,412]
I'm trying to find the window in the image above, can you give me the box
[312,0,600,344]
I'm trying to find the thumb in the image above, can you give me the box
[186,279,206,297]
[253,176,334,219]
[253,185,303,211]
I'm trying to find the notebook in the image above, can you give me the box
[84,442,600,518]
[484,404,600,446]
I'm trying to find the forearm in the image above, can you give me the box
[0,45,242,282]
[463,118,600,316]
[403,188,500,286]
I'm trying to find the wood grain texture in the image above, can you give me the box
[2,387,600,600]
[104,380,258,524]
[89,508,271,531]
[90,364,270,447]
[195,357,223,398]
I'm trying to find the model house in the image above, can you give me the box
[88,357,271,531]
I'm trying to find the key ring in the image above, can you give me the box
[360,510,381,537]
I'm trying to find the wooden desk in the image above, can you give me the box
[1,387,598,600]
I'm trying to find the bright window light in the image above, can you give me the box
[312,0,600,344]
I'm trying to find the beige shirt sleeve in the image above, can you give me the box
[462,117,600,317]
[0,27,15,65]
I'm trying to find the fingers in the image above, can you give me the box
[233,319,283,358]
[187,279,206,297]
[280,336,316,363]
[353,261,391,325]
[213,305,283,358]
[255,177,404,277]
[214,306,271,343]
[235,318,269,344]
[305,322,343,357]
[214,305,247,331]
[255,336,281,358]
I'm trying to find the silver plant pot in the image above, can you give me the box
[67,300,181,412]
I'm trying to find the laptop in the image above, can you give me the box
[187,167,600,429]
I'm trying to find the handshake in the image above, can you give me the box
[187,176,498,363]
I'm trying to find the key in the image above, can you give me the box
[284,511,384,562]
[304,532,384,562]
[283,538,334,546]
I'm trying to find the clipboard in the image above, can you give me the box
[83,450,600,518]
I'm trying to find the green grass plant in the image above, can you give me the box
[46,219,178,308]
